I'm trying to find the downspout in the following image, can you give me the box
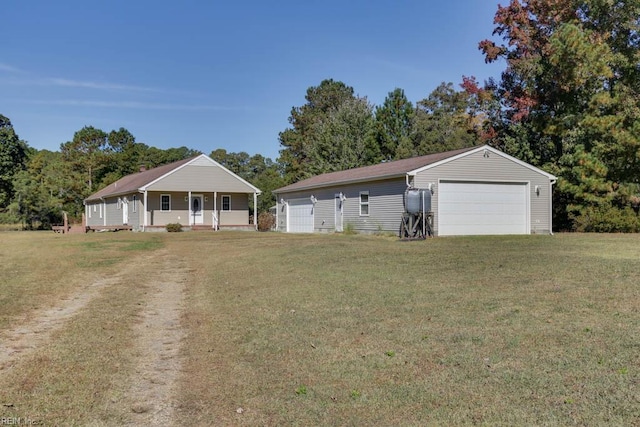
[143,190,148,231]
[549,179,556,235]
[275,193,279,232]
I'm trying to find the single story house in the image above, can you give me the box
[274,145,558,236]
[84,154,261,231]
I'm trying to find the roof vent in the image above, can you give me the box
[139,165,147,172]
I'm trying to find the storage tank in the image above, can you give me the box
[405,188,432,214]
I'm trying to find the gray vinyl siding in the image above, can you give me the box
[105,197,120,226]
[86,201,104,227]
[145,163,256,193]
[276,200,287,231]
[413,149,554,235]
[128,194,141,230]
[277,178,407,233]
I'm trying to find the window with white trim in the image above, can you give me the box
[99,203,102,218]
[89,204,92,219]
[222,195,231,211]
[117,198,122,210]
[161,194,171,211]
[359,191,369,216]
[132,195,137,213]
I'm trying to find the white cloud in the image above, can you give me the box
[47,78,165,93]
[16,98,243,112]
[0,63,197,96]
[0,63,23,73]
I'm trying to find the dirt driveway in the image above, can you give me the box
[0,248,189,425]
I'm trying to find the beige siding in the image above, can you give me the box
[148,192,189,226]
[145,191,250,227]
[145,163,256,193]
[217,193,249,225]
[219,210,249,225]
[413,149,554,235]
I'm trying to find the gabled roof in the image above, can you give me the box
[275,146,478,193]
[85,154,260,201]
[275,145,557,194]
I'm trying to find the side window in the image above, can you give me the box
[359,191,369,216]
[161,194,171,211]
[132,195,138,213]
[222,195,231,211]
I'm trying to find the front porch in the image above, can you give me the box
[143,223,256,232]
[142,191,258,231]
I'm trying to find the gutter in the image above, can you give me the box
[276,173,407,194]
[549,178,557,235]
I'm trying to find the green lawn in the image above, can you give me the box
[0,231,638,426]
[176,232,639,426]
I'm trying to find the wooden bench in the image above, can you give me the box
[52,211,70,234]
[52,225,70,233]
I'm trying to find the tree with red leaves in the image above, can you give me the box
[478,0,640,231]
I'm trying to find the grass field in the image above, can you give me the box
[0,231,638,426]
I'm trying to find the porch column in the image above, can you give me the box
[143,190,148,230]
[213,191,218,230]
[253,192,258,230]
[103,199,107,226]
[188,191,192,225]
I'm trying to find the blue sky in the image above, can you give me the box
[2,1,504,161]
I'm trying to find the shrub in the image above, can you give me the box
[166,223,183,232]
[343,222,357,235]
[257,212,276,231]
[572,205,640,232]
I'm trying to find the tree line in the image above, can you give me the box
[0,78,482,229]
[279,0,640,232]
[1,0,638,231]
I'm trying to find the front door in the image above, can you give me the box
[335,194,343,232]
[191,195,204,225]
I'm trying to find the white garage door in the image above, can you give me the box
[287,199,314,233]
[439,181,529,236]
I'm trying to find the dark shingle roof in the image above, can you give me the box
[275,146,478,193]
[85,156,195,201]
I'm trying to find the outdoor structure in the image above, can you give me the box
[274,145,558,236]
[84,154,261,231]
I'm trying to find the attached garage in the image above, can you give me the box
[287,198,314,233]
[438,181,529,236]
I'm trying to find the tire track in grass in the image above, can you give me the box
[123,249,187,426]
[0,275,120,371]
